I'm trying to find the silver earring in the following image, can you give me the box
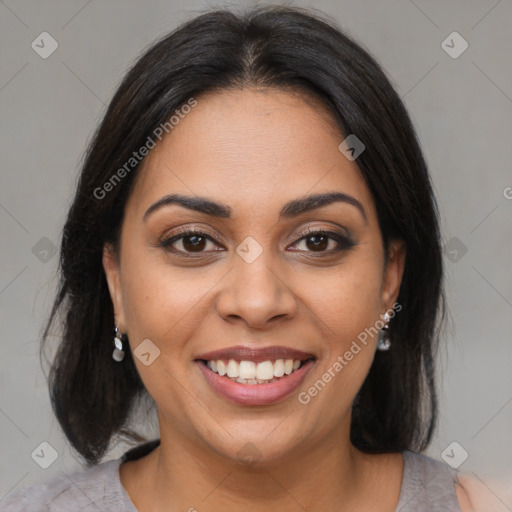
[112,325,125,362]
[377,311,391,351]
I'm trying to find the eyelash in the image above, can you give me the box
[158,227,355,257]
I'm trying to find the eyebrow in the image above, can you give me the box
[143,191,367,223]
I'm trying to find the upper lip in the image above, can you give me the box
[195,345,315,363]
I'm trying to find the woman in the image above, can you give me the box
[1,5,481,511]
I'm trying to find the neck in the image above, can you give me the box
[124,419,389,512]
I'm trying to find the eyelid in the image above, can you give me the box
[294,224,350,240]
[158,227,224,254]
[161,222,350,241]
[160,226,225,244]
[158,224,354,256]
[288,227,355,253]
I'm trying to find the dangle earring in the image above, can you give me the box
[377,311,391,351]
[112,324,125,362]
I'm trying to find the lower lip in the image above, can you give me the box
[196,359,315,406]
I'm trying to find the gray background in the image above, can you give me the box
[1,0,511,507]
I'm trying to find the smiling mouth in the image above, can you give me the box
[197,358,315,385]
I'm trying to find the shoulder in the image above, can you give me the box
[398,451,503,512]
[397,450,462,511]
[454,473,504,512]
[455,479,473,512]
[0,459,124,512]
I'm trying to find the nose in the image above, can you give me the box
[215,251,298,329]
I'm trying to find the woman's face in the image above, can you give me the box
[103,88,405,464]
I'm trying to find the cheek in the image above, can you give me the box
[301,253,384,342]
[119,243,223,357]
[118,249,214,418]
[297,266,383,431]
[122,270,198,346]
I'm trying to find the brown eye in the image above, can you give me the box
[304,233,330,252]
[160,229,222,254]
[289,229,355,254]
[181,234,207,252]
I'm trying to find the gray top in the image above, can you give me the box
[0,440,462,511]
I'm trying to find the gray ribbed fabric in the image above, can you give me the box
[395,450,462,511]
[0,442,462,511]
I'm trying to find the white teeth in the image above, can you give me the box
[237,377,256,384]
[256,361,274,380]
[226,359,239,378]
[239,361,256,380]
[217,360,226,376]
[235,377,281,385]
[274,359,284,377]
[206,358,307,382]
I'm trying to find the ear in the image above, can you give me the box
[102,243,127,330]
[381,239,406,310]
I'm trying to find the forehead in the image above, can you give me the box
[125,88,375,223]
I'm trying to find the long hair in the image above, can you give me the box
[42,5,444,465]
